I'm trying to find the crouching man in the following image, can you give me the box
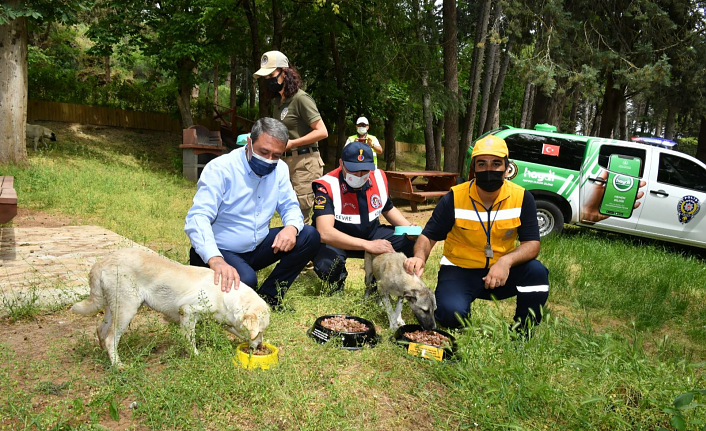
[311,141,416,292]
[185,117,320,309]
[404,135,549,332]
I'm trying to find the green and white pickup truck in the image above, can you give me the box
[463,125,706,249]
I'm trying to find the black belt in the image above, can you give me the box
[284,147,319,157]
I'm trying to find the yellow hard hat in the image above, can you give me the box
[471,135,509,159]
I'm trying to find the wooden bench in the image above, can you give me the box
[386,171,458,211]
[0,176,18,223]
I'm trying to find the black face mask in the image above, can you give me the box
[265,71,284,93]
[474,170,505,192]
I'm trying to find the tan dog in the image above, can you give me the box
[26,124,57,151]
[71,249,271,367]
[364,252,437,331]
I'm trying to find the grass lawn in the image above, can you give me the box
[1,122,705,430]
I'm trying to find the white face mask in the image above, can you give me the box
[344,171,370,189]
[357,127,368,135]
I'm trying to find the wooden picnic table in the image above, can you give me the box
[386,170,458,211]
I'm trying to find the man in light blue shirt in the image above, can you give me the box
[185,117,320,309]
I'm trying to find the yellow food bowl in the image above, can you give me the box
[233,342,279,370]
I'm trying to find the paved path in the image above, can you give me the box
[0,226,153,316]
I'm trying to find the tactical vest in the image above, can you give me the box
[442,180,525,269]
[314,167,388,225]
[347,135,378,166]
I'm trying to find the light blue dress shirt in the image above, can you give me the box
[185,147,305,264]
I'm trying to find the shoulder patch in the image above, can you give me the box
[314,195,327,206]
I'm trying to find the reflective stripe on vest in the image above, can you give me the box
[317,169,388,224]
[442,181,525,269]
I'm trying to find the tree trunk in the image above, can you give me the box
[230,56,238,109]
[478,3,502,135]
[459,0,492,162]
[213,62,219,107]
[442,0,459,173]
[434,117,443,171]
[0,8,28,164]
[665,107,676,140]
[272,0,283,50]
[384,112,396,171]
[696,114,706,163]
[640,99,650,134]
[568,87,580,133]
[531,89,550,127]
[421,72,436,170]
[176,82,195,129]
[412,0,436,171]
[618,97,627,140]
[590,101,601,136]
[598,73,623,138]
[104,56,111,84]
[483,39,512,134]
[330,31,346,159]
[243,0,268,119]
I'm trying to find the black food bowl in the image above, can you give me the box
[392,324,456,361]
[308,314,379,350]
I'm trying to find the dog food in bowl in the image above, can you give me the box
[392,324,456,361]
[241,344,273,356]
[233,342,279,370]
[320,316,369,333]
[403,330,450,347]
[308,314,379,350]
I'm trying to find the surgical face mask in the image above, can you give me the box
[247,143,278,176]
[344,171,370,189]
[474,170,505,192]
[357,126,368,135]
[265,71,284,93]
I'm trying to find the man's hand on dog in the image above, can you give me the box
[208,256,240,292]
[272,225,298,253]
[365,239,395,255]
[404,257,425,277]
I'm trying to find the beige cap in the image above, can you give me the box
[254,51,289,77]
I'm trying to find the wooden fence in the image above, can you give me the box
[26,100,435,153]
[27,100,220,133]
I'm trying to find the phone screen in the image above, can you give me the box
[599,154,642,219]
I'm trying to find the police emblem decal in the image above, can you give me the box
[261,55,268,66]
[370,194,382,209]
[677,195,700,224]
[357,149,365,161]
[280,107,288,121]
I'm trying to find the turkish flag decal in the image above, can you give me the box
[542,143,560,156]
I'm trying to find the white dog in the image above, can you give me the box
[364,252,437,331]
[71,249,271,367]
[26,124,56,151]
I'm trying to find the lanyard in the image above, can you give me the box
[469,180,501,258]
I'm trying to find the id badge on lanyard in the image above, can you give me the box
[471,197,500,259]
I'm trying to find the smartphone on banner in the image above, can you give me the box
[599,154,642,219]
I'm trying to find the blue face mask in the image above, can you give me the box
[247,144,278,176]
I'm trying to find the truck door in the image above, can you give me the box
[635,150,706,247]
[578,139,649,232]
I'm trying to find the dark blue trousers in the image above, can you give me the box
[435,259,549,329]
[312,225,415,288]
[190,225,320,299]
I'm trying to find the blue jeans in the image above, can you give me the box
[189,225,320,299]
[434,259,549,329]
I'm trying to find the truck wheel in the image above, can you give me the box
[535,200,564,237]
